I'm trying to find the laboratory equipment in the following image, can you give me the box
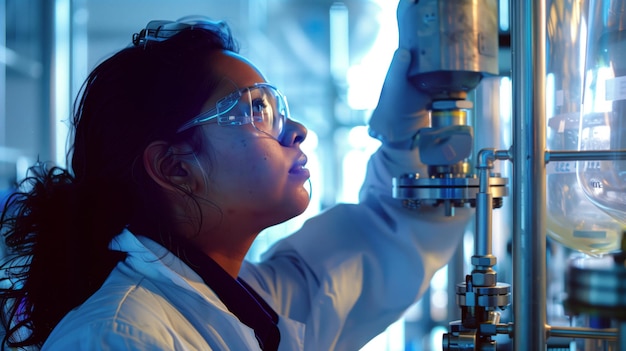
[389,0,513,349]
[564,246,626,351]
[577,0,626,225]
[392,0,508,214]
[562,0,626,350]
[546,0,623,257]
[394,0,626,349]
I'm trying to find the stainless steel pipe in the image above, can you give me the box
[546,150,626,162]
[511,0,548,349]
[547,325,618,340]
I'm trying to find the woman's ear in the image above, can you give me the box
[143,141,196,193]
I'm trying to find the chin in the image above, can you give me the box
[264,209,306,230]
[294,188,311,212]
[279,196,310,223]
[262,188,310,225]
[286,200,310,219]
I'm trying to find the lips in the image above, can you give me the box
[289,155,310,177]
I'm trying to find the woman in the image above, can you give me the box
[0,2,471,350]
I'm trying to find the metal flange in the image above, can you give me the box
[392,174,509,210]
[456,283,511,309]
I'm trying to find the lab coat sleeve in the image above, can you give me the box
[242,145,472,351]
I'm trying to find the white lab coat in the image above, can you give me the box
[42,146,471,351]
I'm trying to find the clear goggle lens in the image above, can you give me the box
[177,83,288,139]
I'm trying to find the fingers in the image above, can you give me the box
[397,0,419,18]
[396,0,421,49]
[388,49,412,81]
[377,48,430,118]
[379,49,412,98]
[368,47,431,145]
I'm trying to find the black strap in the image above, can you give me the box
[158,237,280,351]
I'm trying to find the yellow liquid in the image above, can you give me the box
[546,172,622,256]
[546,215,622,256]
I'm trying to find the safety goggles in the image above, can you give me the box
[177,83,289,140]
[132,17,228,47]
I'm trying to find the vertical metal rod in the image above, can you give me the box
[53,0,72,167]
[475,151,494,257]
[511,0,548,349]
[475,175,493,256]
[41,0,56,163]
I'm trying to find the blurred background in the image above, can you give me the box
[0,0,515,350]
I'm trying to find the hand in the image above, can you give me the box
[368,0,431,148]
[397,0,422,53]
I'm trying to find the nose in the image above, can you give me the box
[280,118,307,147]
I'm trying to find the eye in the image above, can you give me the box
[251,97,269,114]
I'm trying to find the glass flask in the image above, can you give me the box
[546,0,623,256]
[577,0,626,231]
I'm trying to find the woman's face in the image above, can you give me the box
[192,51,310,234]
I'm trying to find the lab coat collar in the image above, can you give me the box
[109,229,306,351]
[109,229,227,311]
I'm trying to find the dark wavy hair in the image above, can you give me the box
[0,20,239,349]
